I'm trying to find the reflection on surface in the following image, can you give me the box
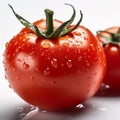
[1,95,120,120]
[4,103,91,120]
[95,83,120,97]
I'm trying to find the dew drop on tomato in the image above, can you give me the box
[85,60,90,67]
[23,62,30,69]
[77,49,81,53]
[5,42,9,47]
[78,56,82,61]
[51,58,58,68]
[42,42,50,48]
[9,84,12,89]
[84,36,88,41]
[16,75,21,80]
[43,67,51,76]
[30,76,35,80]
[35,67,40,73]
[5,74,8,79]
[66,59,73,68]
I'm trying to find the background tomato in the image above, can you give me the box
[4,4,106,110]
[97,26,120,89]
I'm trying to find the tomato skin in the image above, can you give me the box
[4,19,106,110]
[97,27,120,89]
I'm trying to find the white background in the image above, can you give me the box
[0,0,120,120]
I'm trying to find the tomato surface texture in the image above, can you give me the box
[97,27,120,89]
[4,4,106,110]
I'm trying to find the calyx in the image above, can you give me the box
[9,4,83,39]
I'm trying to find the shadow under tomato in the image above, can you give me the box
[10,102,93,120]
[95,84,120,97]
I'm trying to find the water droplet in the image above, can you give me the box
[7,54,10,59]
[59,48,62,51]
[14,41,19,46]
[35,67,40,72]
[17,107,24,113]
[16,75,21,80]
[43,67,51,75]
[90,44,93,47]
[51,50,54,53]
[42,42,50,48]
[67,60,72,68]
[84,36,88,40]
[75,32,82,36]
[19,113,26,119]
[23,62,30,69]
[66,49,70,52]
[51,58,58,68]
[5,42,9,47]
[83,52,87,56]
[15,48,19,53]
[5,74,8,79]
[9,84,12,89]
[86,60,90,67]
[78,56,82,61]
[30,105,36,110]
[105,85,110,89]
[30,76,35,80]
[101,84,110,90]
[17,58,22,62]
[62,42,70,47]
[76,104,84,109]
[77,49,81,53]
[21,107,39,120]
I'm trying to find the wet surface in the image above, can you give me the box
[1,94,120,120]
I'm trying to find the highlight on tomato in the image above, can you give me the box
[4,4,106,110]
[97,26,120,90]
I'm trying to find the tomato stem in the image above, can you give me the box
[9,4,83,39]
[45,9,54,35]
[97,27,120,46]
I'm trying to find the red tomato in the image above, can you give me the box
[4,4,106,110]
[97,26,120,89]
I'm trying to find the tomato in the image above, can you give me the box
[97,26,120,89]
[4,4,106,110]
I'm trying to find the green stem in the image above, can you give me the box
[97,28,120,46]
[45,9,54,35]
[9,4,83,39]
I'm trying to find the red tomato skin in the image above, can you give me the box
[97,27,120,89]
[4,19,106,110]
[104,44,120,88]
